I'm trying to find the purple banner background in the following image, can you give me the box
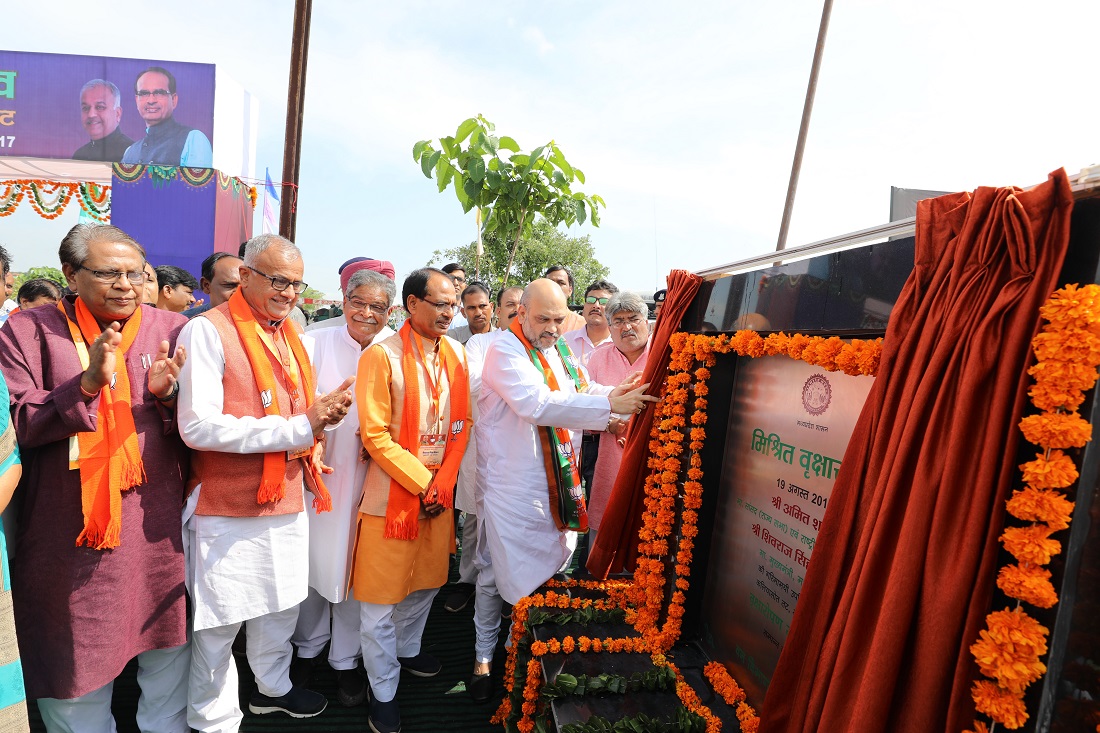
[111,170,217,279]
[0,50,214,162]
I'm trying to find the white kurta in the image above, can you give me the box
[305,323,393,603]
[177,317,316,632]
[476,331,612,604]
[455,330,497,514]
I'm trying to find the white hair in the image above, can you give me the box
[80,79,122,110]
[242,234,301,267]
[606,291,648,318]
[346,269,396,304]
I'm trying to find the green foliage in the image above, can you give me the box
[297,286,327,314]
[541,665,677,701]
[13,266,65,292]
[427,219,609,305]
[414,115,606,287]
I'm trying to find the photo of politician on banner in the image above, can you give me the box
[0,50,214,166]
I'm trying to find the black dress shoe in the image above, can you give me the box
[444,583,475,612]
[336,667,368,707]
[469,672,494,703]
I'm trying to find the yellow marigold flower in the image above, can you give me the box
[1019,411,1092,449]
[997,563,1058,609]
[972,679,1029,729]
[1006,487,1075,530]
[1019,450,1078,490]
[1001,524,1062,565]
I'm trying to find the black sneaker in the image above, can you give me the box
[368,696,401,733]
[336,667,368,707]
[248,685,327,718]
[443,583,475,613]
[398,651,442,677]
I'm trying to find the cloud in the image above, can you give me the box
[521,26,555,56]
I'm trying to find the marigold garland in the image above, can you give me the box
[0,179,109,221]
[968,284,1097,731]
[495,330,881,732]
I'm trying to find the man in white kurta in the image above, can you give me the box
[292,268,395,706]
[177,235,354,732]
[469,279,657,701]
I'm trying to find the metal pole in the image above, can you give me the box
[279,0,312,243]
[776,0,834,251]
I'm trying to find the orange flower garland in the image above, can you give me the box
[0,179,110,221]
[966,284,1097,732]
[495,329,882,732]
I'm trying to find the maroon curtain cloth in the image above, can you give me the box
[587,269,703,577]
[760,170,1074,733]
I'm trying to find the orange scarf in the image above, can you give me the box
[386,321,469,540]
[226,289,332,512]
[63,299,145,550]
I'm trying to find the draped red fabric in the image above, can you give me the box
[587,269,703,578]
[760,170,1074,733]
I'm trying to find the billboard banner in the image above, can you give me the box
[0,50,214,167]
[700,355,875,708]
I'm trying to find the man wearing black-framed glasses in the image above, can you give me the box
[121,66,212,167]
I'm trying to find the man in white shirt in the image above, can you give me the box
[447,281,493,345]
[177,234,355,731]
[561,279,619,564]
[291,268,396,707]
[468,279,657,702]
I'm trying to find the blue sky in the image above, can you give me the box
[3,1,1099,297]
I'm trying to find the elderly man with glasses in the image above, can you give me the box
[290,267,396,708]
[0,224,190,731]
[121,66,212,167]
[176,234,355,729]
[584,292,653,548]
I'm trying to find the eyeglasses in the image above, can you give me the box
[420,297,458,313]
[136,89,171,98]
[346,298,389,316]
[584,296,610,305]
[611,314,645,329]
[246,266,308,294]
[76,266,146,286]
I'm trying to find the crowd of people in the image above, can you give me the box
[0,225,664,733]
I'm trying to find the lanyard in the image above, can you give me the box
[413,332,446,430]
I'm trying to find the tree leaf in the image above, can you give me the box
[439,135,456,159]
[574,166,585,184]
[421,150,441,179]
[510,154,530,169]
[525,145,546,175]
[464,177,483,202]
[575,198,587,225]
[436,159,455,193]
[412,140,431,163]
[483,135,499,155]
[498,135,520,153]
[455,117,480,144]
[485,168,502,190]
[551,146,574,179]
[454,175,471,210]
[467,156,486,183]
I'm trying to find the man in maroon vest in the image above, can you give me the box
[177,233,354,731]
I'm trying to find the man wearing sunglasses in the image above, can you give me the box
[121,66,212,167]
[561,279,619,568]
